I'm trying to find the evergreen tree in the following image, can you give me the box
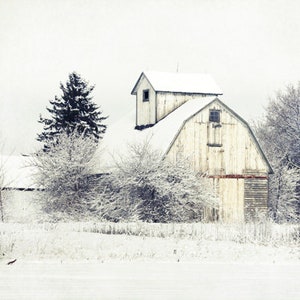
[37,72,107,150]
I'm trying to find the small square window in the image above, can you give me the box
[143,90,149,102]
[209,110,220,123]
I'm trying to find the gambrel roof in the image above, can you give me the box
[131,71,223,95]
[165,98,273,174]
[100,97,272,174]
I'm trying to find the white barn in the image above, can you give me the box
[102,71,272,222]
[1,71,272,223]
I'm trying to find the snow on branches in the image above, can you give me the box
[255,83,300,222]
[32,131,100,221]
[93,140,218,223]
[37,72,107,151]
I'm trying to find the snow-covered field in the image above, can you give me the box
[1,261,300,300]
[0,222,299,299]
[0,222,299,262]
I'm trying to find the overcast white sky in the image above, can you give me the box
[1,0,300,154]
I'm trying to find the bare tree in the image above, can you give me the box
[0,139,15,222]
[263,84,300,168]
[94,140,218,223]
[32,131,101,221]
[269,166,300,222]
[255,83,300,222]
[0,155,5,222]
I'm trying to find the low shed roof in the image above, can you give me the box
[0,155,37,190]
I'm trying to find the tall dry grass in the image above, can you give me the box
[1,221,299,248]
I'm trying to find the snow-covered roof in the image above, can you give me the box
[0,155,37,189]
[131,71,223,95]
[99,96,218,172]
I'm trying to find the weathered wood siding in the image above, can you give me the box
[156,92,206,122]
[166,101,269,175]
[166,101,270,222]
[244,178,268,221]
[137,88,208,126]
[217,178,245,222]
[135,75,156,126]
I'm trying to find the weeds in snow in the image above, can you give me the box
[0,222,299,262]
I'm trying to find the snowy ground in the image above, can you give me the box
[1,261,300,300]
[1,228,299,263]
[0,222,299,299]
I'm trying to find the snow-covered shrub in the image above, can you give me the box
[94,141,218,222]
[32,131,100,221]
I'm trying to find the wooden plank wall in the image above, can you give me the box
[166,101,270,223]
[217,178,245,223]
[244,178,268,221]
[156,92,206,122]
[136,76,156,126]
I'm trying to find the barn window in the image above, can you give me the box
[143,89,149,102]
[209,109,220,123]
[207,110,222,147]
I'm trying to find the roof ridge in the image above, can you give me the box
[131,71,222,95]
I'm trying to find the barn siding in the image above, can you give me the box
[166,101,270,222]
[167,102,269,176]
[218,178,245,222]
[136,76,156,126]
[244,178,268,221]
[156,92,207,122]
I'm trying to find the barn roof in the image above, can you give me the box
[99,97,272,174]
[100,96,218,171]
[131,71,223,95]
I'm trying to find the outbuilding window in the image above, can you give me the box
[209,109,220,123]
[143,89,149,102]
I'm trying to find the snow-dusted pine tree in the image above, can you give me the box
[37,72,107,150]
[255,83,300,222]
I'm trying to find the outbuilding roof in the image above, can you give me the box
[0,155,37,190]
[131,71,223,95]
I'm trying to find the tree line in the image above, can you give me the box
[255,84,300,222]
[30,72,300,223]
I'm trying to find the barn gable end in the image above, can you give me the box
[166,99,272,175]
[165,98,272,222]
